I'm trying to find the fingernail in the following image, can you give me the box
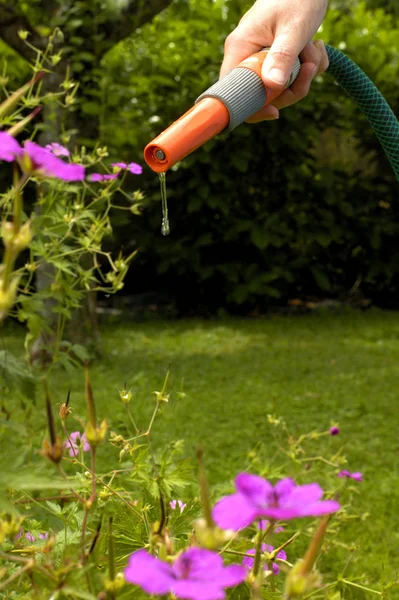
[266,68,287,86]
[311,66,318,78]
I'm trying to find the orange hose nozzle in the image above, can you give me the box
[144,97,229,173]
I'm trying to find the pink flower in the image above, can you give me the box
[125,548,246,600]
[170,500,187,513]
[0,132,84,180]
[65,431,90,457]
[0,131,21,161]
[242,544,287,575]
[329,427,340,436]
[89,172,119,182]
[25,532,35,542]
[111,161,143,175]
[338,470,363,482]
[45,142,70,157]
[212,474,340,531]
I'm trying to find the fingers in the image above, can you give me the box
[269,62,318,111]
[246,104,280,123]
[313,39,329,73]
[270,40,329,110]
[220,20,272,79]
[261,25,310,90]
[248,40,328,122]
[220,34,264,79]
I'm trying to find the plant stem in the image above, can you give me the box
[252,528,263,578]
[81,447,97,559]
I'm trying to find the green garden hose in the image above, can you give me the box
[325,45,399,181]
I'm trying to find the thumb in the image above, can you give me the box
[262,31,306,90]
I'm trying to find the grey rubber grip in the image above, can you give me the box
[196,55,301,131]
[196,68,266,131]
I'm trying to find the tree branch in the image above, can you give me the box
[0,1,47,62]
[103,0,174,45]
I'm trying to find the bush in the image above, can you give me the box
[101,0,399,312]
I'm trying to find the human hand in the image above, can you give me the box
[220,0,329,121]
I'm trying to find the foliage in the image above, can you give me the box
[0,71,144,364]
[100,0,399,312]
[1,351,396,598]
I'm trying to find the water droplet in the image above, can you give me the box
[158,172,170,236]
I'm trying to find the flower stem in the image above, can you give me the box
[80,447,97,559]
[252,527,263,578]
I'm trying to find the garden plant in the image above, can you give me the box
[1,2,399,599]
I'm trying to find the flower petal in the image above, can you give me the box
[172,580,226,600]
[174,548,223,579]
[124,549,174,594]
[24,141,84,181]
[215,564,246,588]
[235,473,273,506]
[45,143,70,157]
[280,483,323,510]
[274,478,296,500]
[0,131,21,161]
[128,162,143,175]
[212,492,258,531]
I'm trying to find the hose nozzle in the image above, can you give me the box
[144,49,300,172]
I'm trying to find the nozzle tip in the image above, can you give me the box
[144,144,169,173]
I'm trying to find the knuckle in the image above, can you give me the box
[224,32,239,51]
[271,45,296,62]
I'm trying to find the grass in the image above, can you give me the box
[2,308,399,591]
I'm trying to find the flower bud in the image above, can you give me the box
[193,518,234,550]
[8,107,42,138]
[104,572,125,592]
[41,437,64,464]
[59,403,71,420]
[0,275,20,318]
[85,418,107,448]
[1,221,15,247]
[0,72,43,120]
[284,561,322,600]
[25,261,37,272]
[18,30,29,40]
[14,221,32,252]
[119,387,132,404]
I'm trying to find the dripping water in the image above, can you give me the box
[158,172,170,236]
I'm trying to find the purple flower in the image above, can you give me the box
[212,474,340,531]
[25,532,35,542]
[0,132,84,180]
[24,141,85,181]
[329,427,340,436]
[111,161,143,175]
[124,548,246,600]
[170,499,187,513]
[65,431,90,457]
[242,544,287,575]
[89,172,119,182]
[338,470,363,482]
[45,142,70,157]
[257,520,284,533]
[0,131,21,161]
[39,532,49,540]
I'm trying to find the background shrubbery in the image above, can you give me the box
[1,0,398,314]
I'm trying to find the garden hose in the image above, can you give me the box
[325,45,399,181]
[144,46,399,181]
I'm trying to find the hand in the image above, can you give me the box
[220,0,329,121]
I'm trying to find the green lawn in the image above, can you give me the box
[2,308,399,591]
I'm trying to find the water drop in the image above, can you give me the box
[158,172,170,236]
